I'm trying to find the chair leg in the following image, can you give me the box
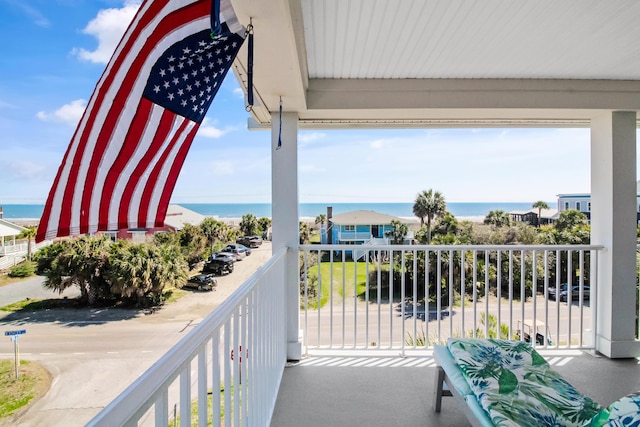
[433,366,445,412]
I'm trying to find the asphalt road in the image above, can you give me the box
[0,242,273,427]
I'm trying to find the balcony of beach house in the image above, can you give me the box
[86,0,640,425]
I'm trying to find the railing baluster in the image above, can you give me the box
[496,250,501,340]
[508,250,513,341]
[437,250,442,343]
[341,249,346,349]
[179,363,191,426]
[556,249,561,349]
[484,250,489,339]
[473,250,478,338]
[197,347,207,427]
[461,249,466,340]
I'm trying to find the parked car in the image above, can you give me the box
[237,235,263,248]
[203,253,235,275]
[184,274,216,291]
[559,285,590,302]
[224,243,252,256]
[217,250,245,262]
[548,283,569,301]
[222,244,249,259]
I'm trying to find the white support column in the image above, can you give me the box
[271,110,302,361]
[591,111,640,358]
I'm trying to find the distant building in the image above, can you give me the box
[557,181,640,224]
[509,208,558,226]
[0,218,27,255]
[322,210,419,245]
[99,204,206,242]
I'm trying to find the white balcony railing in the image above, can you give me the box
[300,244,603,353]
[87,247,288,427]
[0,242,28,256]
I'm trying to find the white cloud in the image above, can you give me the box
[4,160,47,180]
[369,139,385,149]
[198,118,236,138]
[233,87,244,97]
[298,132,326,143]
[0,99,15,109]
[210,161,234,176]
[36,99,87,125]
[72,1,141,64]
[6,1,50,27]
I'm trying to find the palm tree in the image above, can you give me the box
[315,214,326,230]
[532,200,550,227]
[240,213,260,236]
[484,210,511,227]
[17,226,37,260]
[45,235,111,305]
[413,189,446,244]
[200,217,227,253]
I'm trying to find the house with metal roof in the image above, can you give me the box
[100,204,206,242]
[323,210,419,245]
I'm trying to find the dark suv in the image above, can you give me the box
[237,235,263,248]
[202,253,235,275]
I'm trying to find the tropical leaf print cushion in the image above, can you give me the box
[602,392,640,426]
[447,338,606,427]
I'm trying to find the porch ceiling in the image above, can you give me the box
[230,0,640,128]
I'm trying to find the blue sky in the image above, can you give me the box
[0,0,631,205]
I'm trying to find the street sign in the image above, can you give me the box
[4,330,26,336]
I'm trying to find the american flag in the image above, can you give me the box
[36,0,245,242]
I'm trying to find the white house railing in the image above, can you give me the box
[300,244,603,353]
[0,242,28,256]
[87,248,288,427]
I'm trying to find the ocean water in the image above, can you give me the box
[1,202,556,220]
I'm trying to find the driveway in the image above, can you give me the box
[0,242,273,427]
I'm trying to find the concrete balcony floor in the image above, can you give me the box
[271,350,640,427]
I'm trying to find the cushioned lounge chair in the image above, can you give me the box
[433,338,640,427]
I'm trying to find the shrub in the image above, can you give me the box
[9,262,35,278]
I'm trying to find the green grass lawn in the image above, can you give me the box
[304,260,372,309]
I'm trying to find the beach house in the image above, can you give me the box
[88,1,640,426]
[558,181,640,223]
[98,204,206,242]
[323,210,419,245]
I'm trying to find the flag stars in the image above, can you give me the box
[191,69,198,77]
[178,62,185,69]
[194,80,201,88]
[159,69,166,77]
[167,93,174,101]
[183,47,191,55]
[197,55,203,62]
[182,73,189,81]
[190,95,197,102]
[177,89,184,96]
[153,85,161,93]
[168,65,175,73]
[168,55,176,62]
[186,84,192,92]
[187,58,194,66]
[163,81,170,89]
[181,100,187,107]
[204,76,210,84]
[173,77,179,85]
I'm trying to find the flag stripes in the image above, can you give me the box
[37,0,244,242]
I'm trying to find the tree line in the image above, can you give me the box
[23,215,271,307]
